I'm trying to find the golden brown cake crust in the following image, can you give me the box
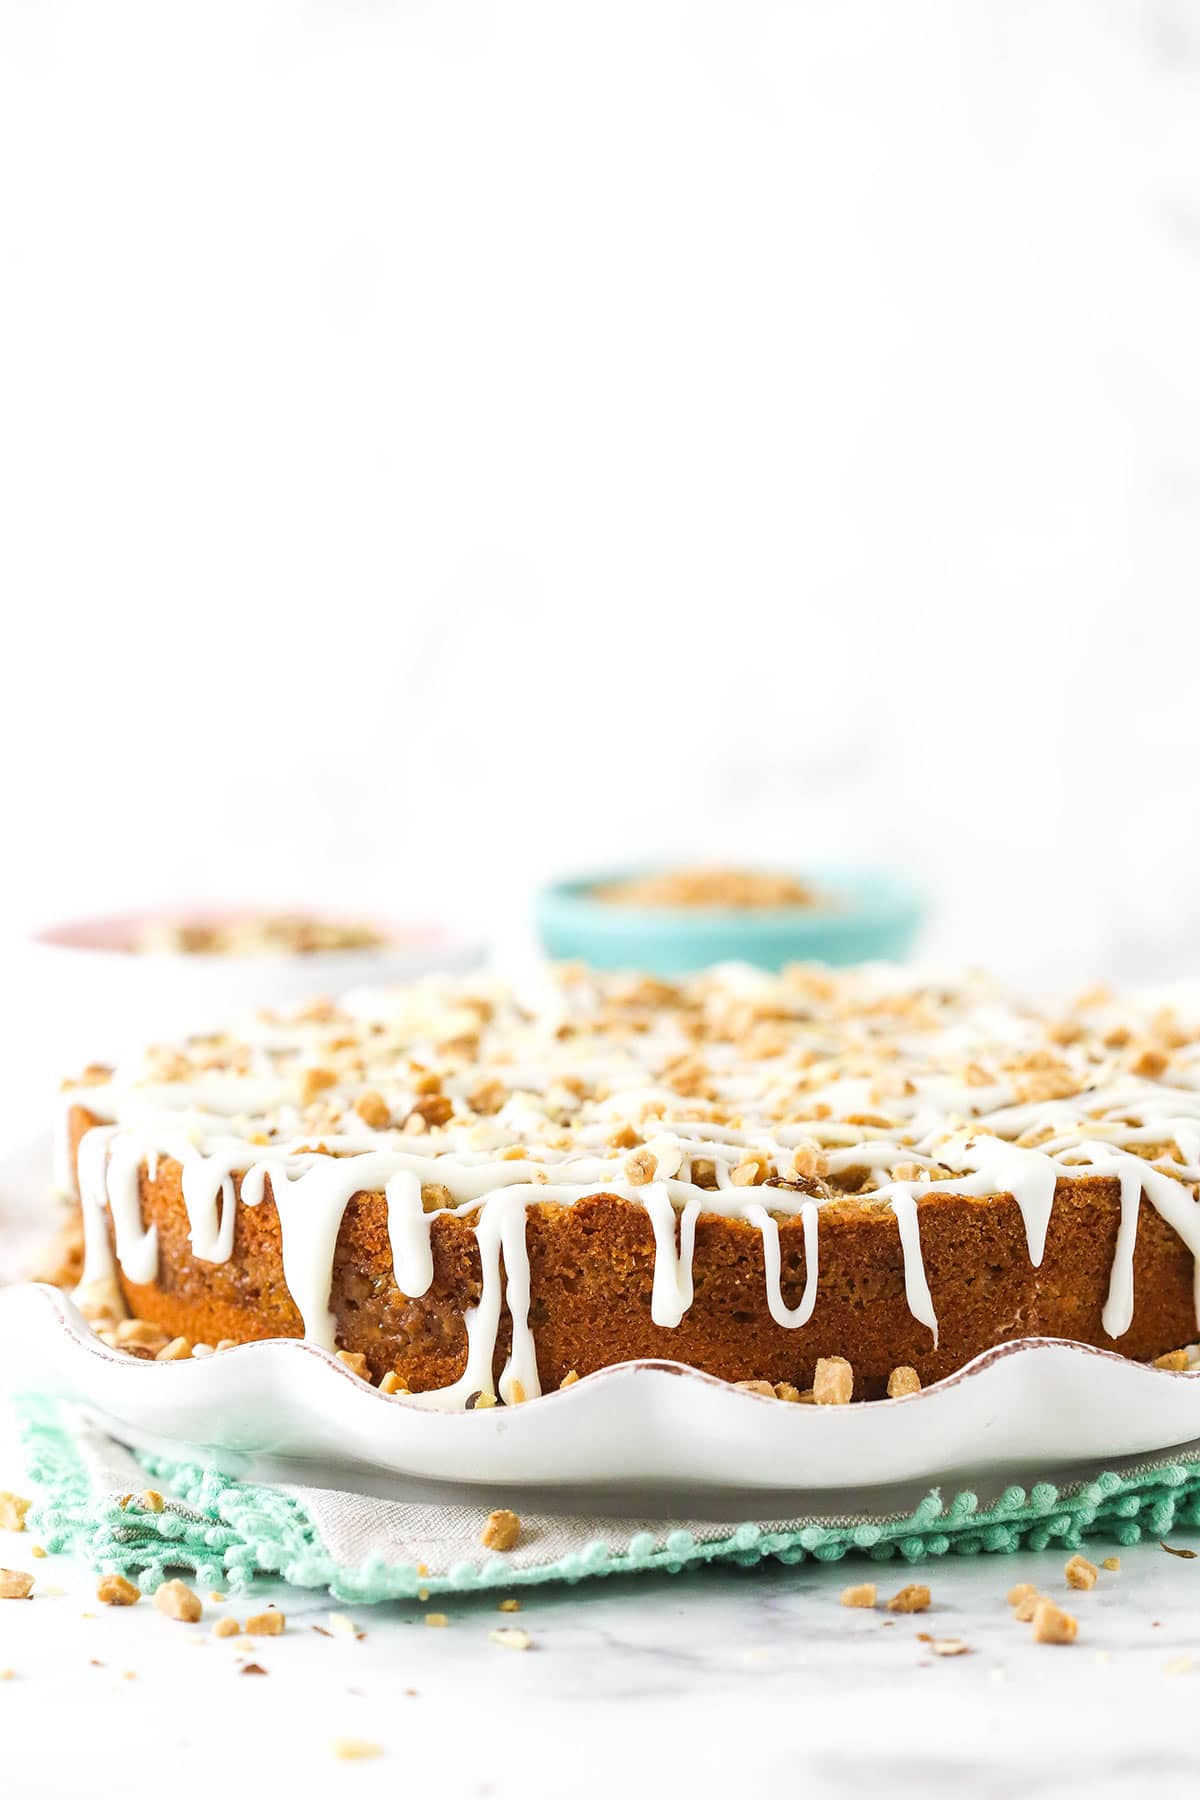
[68,1104,1198,1398]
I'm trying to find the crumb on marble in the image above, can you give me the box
[1065,1554,1098,1591]
[1031,1599,1077,1645]
[886,1583,931,1614]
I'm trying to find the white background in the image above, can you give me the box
[3,0,1200,1009]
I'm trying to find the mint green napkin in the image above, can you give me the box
[20,1394,1200,1604]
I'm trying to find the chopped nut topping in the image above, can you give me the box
[300,1067,338,1105]
[594,868,820,910]
[886,1584,931,1614]
[354,1090,392,1129]
[97,1574,140,1607]
[624,1148,658,1186]
[481,1509,521,1552]
[379,1371,410,1395]
[0,1492,31,1533]
[1007,1582,1038,1607]
[813,1357,853,1406]
[1101,1557,1121,1573]
[886,1365,921,1398]
[333,1739,383,1761]
[424,1612,448,1628]
[840,1583,877,1609]
[1065,1554,1098,1591]
[0,1569,34,1600]
[246,1610,285,1636]
[153,1579,202,1622]
[155,1337,192,1362]
[336,1351,370,1380]
[140,1490,165,1514]
[498,1598,521,1613]
[1154,1349,1192,1372]
[488,1626,532,1650]
[1012,1591,1045,1623]
[213,1616,240,1638]
[1031,1599,1078,1645]
[928,1637,970,1657]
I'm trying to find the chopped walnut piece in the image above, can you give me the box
[1065,1554,1098,1591]
[791,1144,828,1181]
[354,1090,392,1129]
[481,1510,521,1553]
[213,1616,240,1638]
[409,1094,454,1129]
[0,1570,35,1600]
[1130,1045,1169,1079]
[470,1079,509,1116]
[813,1357,853,1406]
[424,1613,448,1628]
[336,1351,370,1380]
[1012,1592,1045,1623]
[886,1584,931,1614]
[558,1370,580,1389]
[624,1148,658,1186]
[498,1598,521,1613]
[300,1067,338,1105]
[155,1337,192,1362]
[730,1153,772,1187]
[1101,1557,1121,1573]
[887,1365,921,1398]
[773,1381,802,1403]
[1007,1582,1038,1607]
[735,1379,777,1397]
[114,1319,168,1350]
[1154,1349,1192,1372]
[379,1372,409,1395]
[140,1490,165,1514]
[840,1583,877,1609]
[420,1183,453,1211]
[97,1574,140,1607]
[0,1492,31,1533]
[153,1580,202,1622]
[1032,1599,1078,1645]
[246,1610,285,1636]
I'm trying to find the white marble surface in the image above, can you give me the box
[3,1392,1200,1800]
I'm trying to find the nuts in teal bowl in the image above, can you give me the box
[534,867,925,975]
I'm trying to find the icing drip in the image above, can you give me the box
[384,1169,434,1299]
[746,1199,820,1328]
[642,1184,700,1328]
[890,1190,938,1346]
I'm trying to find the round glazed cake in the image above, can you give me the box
[57,963,1200,1407]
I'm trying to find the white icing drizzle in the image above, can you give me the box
[58,963,1200,1407]
[890,1189,938,1345]
[746,1199,820,1328]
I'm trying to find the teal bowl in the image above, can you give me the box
[535,868,925,976]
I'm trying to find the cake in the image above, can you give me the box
[56,963,1200,1406]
